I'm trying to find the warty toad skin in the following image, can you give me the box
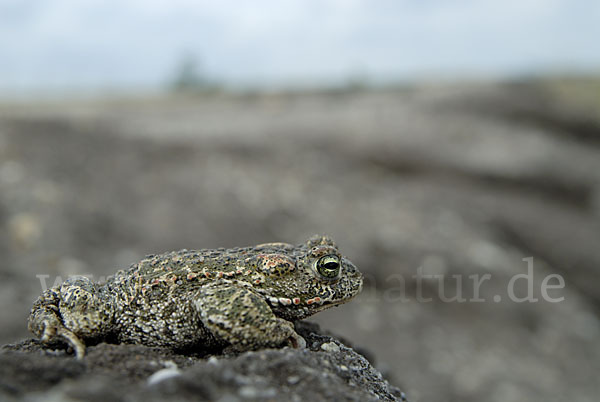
[28,235,363,358]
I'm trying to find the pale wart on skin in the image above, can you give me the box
[28,235,363,358]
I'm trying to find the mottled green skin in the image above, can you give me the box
[28,235,363,357]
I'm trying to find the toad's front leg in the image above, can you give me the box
[193,283,305,351]
[28,276,115,359]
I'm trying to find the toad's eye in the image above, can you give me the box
[316,255,341,279]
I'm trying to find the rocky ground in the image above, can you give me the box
[0,78,599,401]
[1,322,406,402]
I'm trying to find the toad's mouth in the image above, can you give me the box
[261,288,360,310]
[309,294,358,312]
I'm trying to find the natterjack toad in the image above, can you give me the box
[28,235,363,358]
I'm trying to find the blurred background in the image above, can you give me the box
[1,1,599,401]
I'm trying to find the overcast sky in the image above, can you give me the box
[1,0,599,92]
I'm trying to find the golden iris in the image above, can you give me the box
[316,255,340,279]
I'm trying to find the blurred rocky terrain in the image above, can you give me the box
[0,78,599,401]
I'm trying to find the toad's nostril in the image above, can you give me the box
[343,259,358,273]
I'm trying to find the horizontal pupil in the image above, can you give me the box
[317,257,339,278]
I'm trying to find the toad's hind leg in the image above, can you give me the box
[28,287,86,358]
[193,283,305,351]
[28,276,114,359]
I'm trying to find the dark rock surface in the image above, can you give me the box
[0,322,406,402]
